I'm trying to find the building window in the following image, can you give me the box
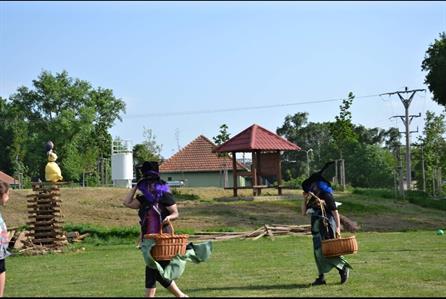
[168,177,172,181]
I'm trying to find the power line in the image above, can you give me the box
[124,93,383,118]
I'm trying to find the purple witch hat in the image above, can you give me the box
[137,161,170,203]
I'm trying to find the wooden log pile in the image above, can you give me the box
[8,230,90,253]
[189,224,312,242]
[24,182,66,251]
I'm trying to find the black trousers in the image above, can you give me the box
[145,260,172,289]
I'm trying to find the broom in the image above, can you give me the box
[340,214,360,233]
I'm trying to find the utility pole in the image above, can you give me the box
[381,87,425,190]
[397,145,404,196]
[305,149,313,177]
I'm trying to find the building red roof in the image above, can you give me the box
[0,171,20,185]
[214,124,301,153]
[160,135,248,173]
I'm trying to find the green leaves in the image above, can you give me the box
[1,70,126,185]
[329,92,357,159]
[421,32,446,107]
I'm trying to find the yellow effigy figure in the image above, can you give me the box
[45,141,63,182]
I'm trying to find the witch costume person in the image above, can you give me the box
[123,161,211,298]
[301,161,352,286]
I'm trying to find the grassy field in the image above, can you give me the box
[5,231,446,297]
[3,186,446,297]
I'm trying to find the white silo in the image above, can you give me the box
[111,139,134,188]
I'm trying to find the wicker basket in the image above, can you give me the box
[321,235,358,257]
[144,221,189,261]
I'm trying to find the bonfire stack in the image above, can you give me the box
[25,183,65,249]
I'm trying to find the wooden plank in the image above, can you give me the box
[264,224,275,240]
[28,210,61,214]
[29,226,63,230]
[27,193,61,198]
[27,204,61,209]
[252,231,266,240]
[27,199,62,204]
[29,225,63,230]
[27,232,62,238]
[27,207,60,214]
[33,237,65,243]
[252,185,268,188]
[32,215,58,220]
[244,226,265,238]
[26,219,63,225]
[194,232,248,235]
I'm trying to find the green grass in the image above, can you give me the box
[6,231,446,297]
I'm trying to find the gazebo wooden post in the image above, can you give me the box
[256,150,262,196]
[277,151,282,195]
[252,151,257,196]
[232,151,238,197]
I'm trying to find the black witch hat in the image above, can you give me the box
[301,161,334,192]
[137,161,160,180]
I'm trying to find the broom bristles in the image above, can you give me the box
[340,214,360,232]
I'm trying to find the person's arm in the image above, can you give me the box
[333,209,341,237]
[163,204,179,224]
[123,185,141,209]
[301,192,309,216]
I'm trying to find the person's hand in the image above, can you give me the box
[163,216,171,224]
[336,229,341,238]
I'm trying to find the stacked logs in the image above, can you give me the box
[25,182,65,250]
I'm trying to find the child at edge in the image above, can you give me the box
[0,181,11,297]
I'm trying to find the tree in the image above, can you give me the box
[346,142,395,188]
[213,124,231,160]
[4,70,126,184]
[277,112,336,180]
[213,124,230,146]
[421,32,446,107]
[353,125,386,146]
[276,95,397,188]
[133,127,163,166]
[417,111,446,195]
[329,92,358,159]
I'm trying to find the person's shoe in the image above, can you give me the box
[311,277,327,286]
[339,266,350,284]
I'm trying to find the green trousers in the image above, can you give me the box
[141,238,212,281]
[311,215,352,275]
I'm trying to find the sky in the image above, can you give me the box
[1,1,445,159]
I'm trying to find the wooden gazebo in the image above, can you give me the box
[213,124,301,196]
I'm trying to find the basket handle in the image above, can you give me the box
[160,219,174,236]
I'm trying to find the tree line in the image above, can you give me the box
[1,33,445,195]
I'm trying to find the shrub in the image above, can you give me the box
[406,190,446,211]
[352,188,395,199]
[171,189,200,201]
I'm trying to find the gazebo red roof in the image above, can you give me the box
[160,135,248,173]
[214,124,301,153]
[0,171,19,185]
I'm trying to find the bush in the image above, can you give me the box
[171,189,200,201]
[64,223,140,240]
[406,190,446,211]
[352,188,395,199]
[283,175,307,189]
